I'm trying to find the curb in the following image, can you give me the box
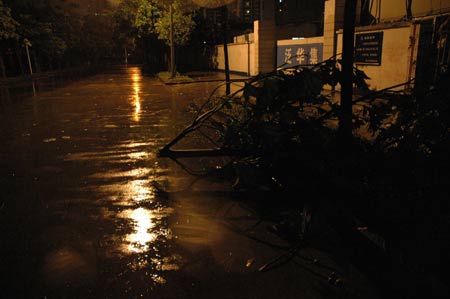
[159,77,250,85]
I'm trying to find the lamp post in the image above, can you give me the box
[23,38,33,75]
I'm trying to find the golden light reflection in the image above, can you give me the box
[125,180,157,252]
[89,167,150,179]
[118,206,174,254]
[128,151,148,160]
[130,68,142,122]
[119,175,160,253]
[65,151,156,163]
[123,207,156,253]
[129,179,155,202]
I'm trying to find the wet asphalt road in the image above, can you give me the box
[0,66,381,299]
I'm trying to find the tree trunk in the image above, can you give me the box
[0,54,6,78]
[169,4,176,78]
[221,5,230,95]
[338,0,357,151]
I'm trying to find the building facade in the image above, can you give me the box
[213,0,450,90]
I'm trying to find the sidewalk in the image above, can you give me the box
[0,66,99,87]
[157,70,250,85]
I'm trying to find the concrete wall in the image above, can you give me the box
[254,20,277,74]
[213,18,276,76]
[234,33,254,43]
[337,24,420,90]
[276,22,322,40]
[368,0,450,22]
[323,0,345,61]
[277,36,325,47]
[215,39,256,75]
[211,0,437,90]
[277,36,324,67]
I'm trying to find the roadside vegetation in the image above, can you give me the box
[159,57,450,289]
[0,0,203,77]
[156,71,193,83]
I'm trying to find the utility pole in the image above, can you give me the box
[339,0,357,150]
[221,5,230,95]
[406,0,413,19]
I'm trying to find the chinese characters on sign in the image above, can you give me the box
[277,43,323,68]
[355,32,383,65]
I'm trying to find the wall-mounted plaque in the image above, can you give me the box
[355,32,383,65]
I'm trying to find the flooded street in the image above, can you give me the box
[1,66,381,299]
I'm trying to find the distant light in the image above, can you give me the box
[203,41,206,44]
[292,37,305,40]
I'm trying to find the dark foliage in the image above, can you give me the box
[161,59,450,290]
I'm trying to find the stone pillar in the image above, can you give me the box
[253,0,276,75]
[323,0,346,61]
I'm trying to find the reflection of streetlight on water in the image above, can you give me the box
[130,68,142,122]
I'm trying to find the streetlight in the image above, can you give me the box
[23,38,33,75]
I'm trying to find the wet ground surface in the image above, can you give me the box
[1,66,383,299]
